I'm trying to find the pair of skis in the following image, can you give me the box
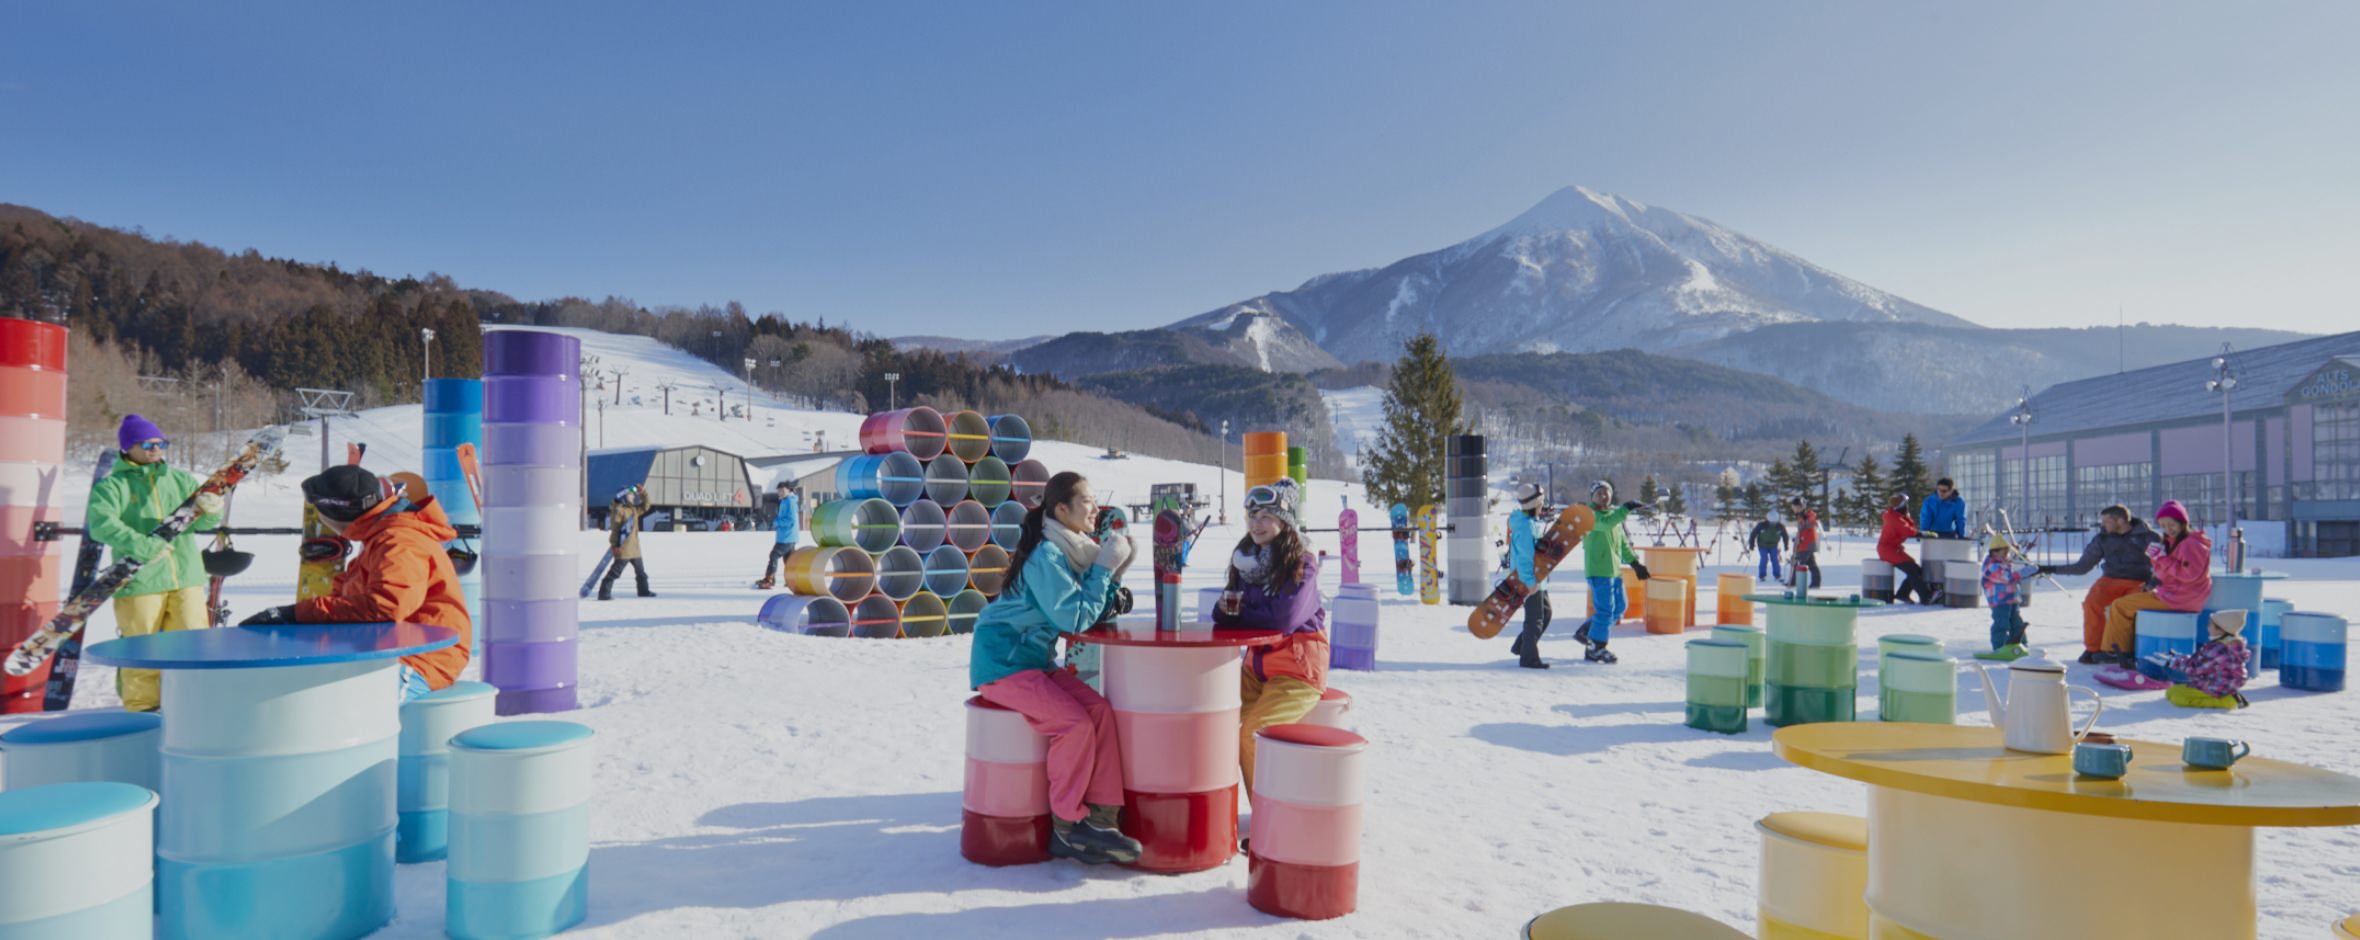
[7,427,288,682]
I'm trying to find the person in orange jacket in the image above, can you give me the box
[241,465,473,699]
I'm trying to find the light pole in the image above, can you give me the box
[420,327,435,386]
[1219,419,1229,525]
[2208,344,2240,568]
[2007,387,2034,524]
[884,372,900,411]
[710,330,722,364]
[743,357,757,417]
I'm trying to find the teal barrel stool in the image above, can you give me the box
[1685,640,1751,734]
[2133,609,2203,682]
[1876,634,1939,675]
[1879,651,1957,724]
[0,782,158,938]
[1709,625,1764,708]
[398,681,498,863]
[1754,594,1884,727]
[0,710,161,791]
[2259,598,2296,670]
[448,721,593,939]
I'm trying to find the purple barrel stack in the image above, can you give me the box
[480,330,583,715]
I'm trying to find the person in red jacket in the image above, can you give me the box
[1876,493,1935,605]
[242,465,474,699]
[1788,496,1823,589]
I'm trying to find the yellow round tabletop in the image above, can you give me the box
[1772,722,2360,827]
[1635,546,1708,555]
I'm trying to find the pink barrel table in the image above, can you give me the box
[1066,621,1282,873]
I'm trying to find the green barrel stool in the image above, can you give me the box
[1685,640,1750,734]
[1710,625,1764,708]
[1879,651,1957,724]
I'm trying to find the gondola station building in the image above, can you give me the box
[1945,330,2360,558]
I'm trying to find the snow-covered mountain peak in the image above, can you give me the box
[1480,185,1649,240]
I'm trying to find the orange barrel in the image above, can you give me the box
[783,546,877,603]
[987,414,1032,463]
[923,544,970,596]
[991,501,1026,548]
[947,499,993,553]
[1717,572,1755,626]
[1584,569,1648,623]
[968,544,1012,597]
[946,589,988,635]
[923,457,970,505]
[946,410,993,464]
[969,456,1012,506]
[1243,432,1288,489]
[756,595,851,638]
[849,593,903,639]
[899,591,950,638]
[859,407,947,461]
[1644,577,1692,634]
[1009,459,1049,509]
[0,316,67,712]
[813,497,902,554]
[874,545,925,601]
[899,499,948,553]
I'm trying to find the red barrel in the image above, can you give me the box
[0,317,67,711]
[962,696,1051,865]
[1247,723,1367,919]
[859,407,947,461]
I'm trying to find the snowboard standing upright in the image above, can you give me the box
[1338,502,1360,585]
[1466,505,1598,640]
[1390,503,1412,596]
[8,427,285,680]
[1152,509,1184,632]
[1416,504,1441,605]
[38,451,122,711]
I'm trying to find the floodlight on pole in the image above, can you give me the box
[884,372,901,411]
[420,327,435,385]
[2208,344,2240,565]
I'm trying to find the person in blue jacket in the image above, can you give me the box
[754,481,802,589]
[1918,478,1966,539]
[968,471,1143,866]
[1506,483,1555,669]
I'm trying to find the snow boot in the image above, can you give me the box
[1974,644,2030,662]
[1573,623,1591,646]
[1053,806,1141,864]
[596,585,613,602]
[1049,818,1114,865]
[1584,642,1617,664]
[1513,625,1549,668]
[754,577,776,590]
[2077,650,2105,665]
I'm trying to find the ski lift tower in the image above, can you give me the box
[295,387,358,473]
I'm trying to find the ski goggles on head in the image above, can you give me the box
[1244,485,1284,511]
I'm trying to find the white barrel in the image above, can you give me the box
[1246,724,1367,919]
[961,696,1051,866]
[479,553,577,602]
[1104,643,1242,795]
[874,545,925,602]
[481,465,578,510]
[1302,687,1352,729]
[0,782,157,937]
[482,505,579,556]
[447,721,593,940]
[397,681,497,864]
[898,499,948,554]
[0,711,161,792]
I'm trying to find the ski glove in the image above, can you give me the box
[195,491,226,517]
[1094,531,1134,572]
[1622,501,1644,511]
[2036,565,2056,576]
[238,605,298,626]
[1630,561,1651,581]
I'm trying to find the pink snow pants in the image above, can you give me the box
[978,668,1126,822]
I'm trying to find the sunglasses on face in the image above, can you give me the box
[137,440,170,451]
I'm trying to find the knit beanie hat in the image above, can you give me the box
[117,414,167,452]
[1246,478,1302,532]
[2209,609,2247,641]
[1517,483,1545,512]
[303,465,384,522]
[2155,500,2190,527]
[1590,480,1613,499]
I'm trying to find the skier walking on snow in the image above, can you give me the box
[1505,483,1555,669]
[1575,481,1649,665]
[86,414,224,712]
[755,481,802,589]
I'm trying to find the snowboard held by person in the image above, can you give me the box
[598,485,656,601]
[85,415,224,712]
[1505,483,1554,669]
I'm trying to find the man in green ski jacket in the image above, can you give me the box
[86,414,223,711]
[1575,480,1651,665]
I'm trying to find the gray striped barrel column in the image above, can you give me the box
[1444,435,1487,605]
[480,330,583,715]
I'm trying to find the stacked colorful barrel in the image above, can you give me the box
[1764,600,1865,726]
[777,406,1043,638]
[1685,639,1750,733]
[423,378,484,611]
[1246,723,1367,920]
[0,316,66,713]
[961,695,1052,865]
[1330,583,1379,670]
[2132,610,2202,682]
[480,329,584,715]
[2281,612,2347,693]
[1243,432,1287,489]
[1444,435,1486,605]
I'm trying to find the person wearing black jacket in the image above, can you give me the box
[2037,504,2160,665]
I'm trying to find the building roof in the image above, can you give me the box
[585,444,750,504]
[1950,330,2360,447]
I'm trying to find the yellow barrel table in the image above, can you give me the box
[1774,722,2360,940]
[1525,902,1750,939]
[1715,572,1753,626]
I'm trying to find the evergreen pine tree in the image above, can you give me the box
[1852,454,1887,528]
[1713,474,1739,523]
[1665,482,1688,518]
[1637,473,1661,519]
[1742,481,1768,519]
[1890,433,1935,506]
[1785,440,1824,506]
[1359,333,1465,511]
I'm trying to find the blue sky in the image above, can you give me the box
[4,2,2354,338]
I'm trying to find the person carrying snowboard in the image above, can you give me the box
[1506,483,1555,669]
[1789,496,1823,589]
[86,414,225,712]
[755,481,802,589]
[1877,493,1935,605]
[598,485,655,600]
[2037,504,2160,664]
[1979,533,2037,660]
[1749,511,1788,583]
[2100,500,2211,665]
[240,465,473,699]
[968,471,1143,865]
[1211,479,1331,800]
[1575,481,1648,665]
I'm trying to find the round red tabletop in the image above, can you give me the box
[1063,624,1284,648]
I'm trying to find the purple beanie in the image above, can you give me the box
[117,414,166,452]
[2155,500,2190,527]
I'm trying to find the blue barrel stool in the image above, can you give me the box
[2282,613,2348,693]
[0,782,158,938]
[2259,598,2295,670]
[398,681,498,863]
[2133,610,2202,681]
[0,710,161,791]
[448,721,593,939]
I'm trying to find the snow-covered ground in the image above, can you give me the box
[1318,386,1385,468]
[10,329,2360,938]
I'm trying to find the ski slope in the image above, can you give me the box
[10,328,2360,938]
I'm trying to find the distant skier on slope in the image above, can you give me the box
[1749,511,1788,583]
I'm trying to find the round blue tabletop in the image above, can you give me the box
[84,623,458,671]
